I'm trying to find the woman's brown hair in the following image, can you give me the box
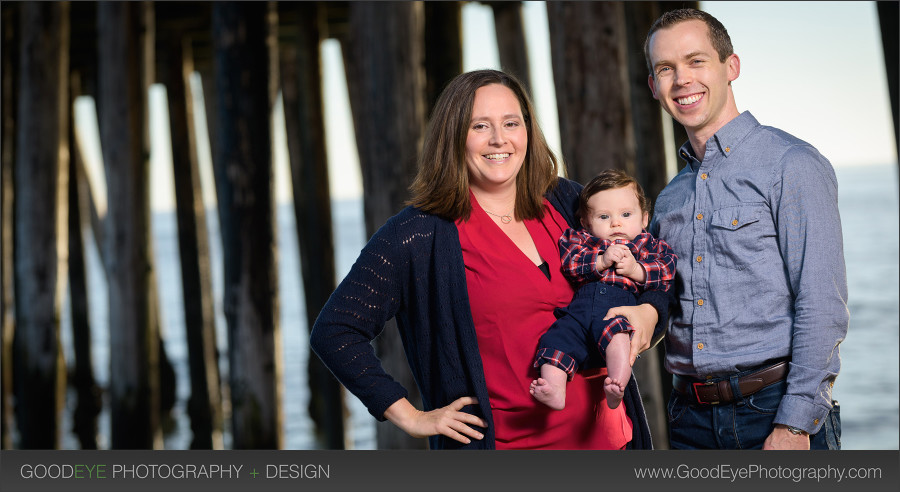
[407,69,560,221]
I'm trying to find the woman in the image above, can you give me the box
[310,70,669,449]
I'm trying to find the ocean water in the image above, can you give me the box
[57,163,898,450]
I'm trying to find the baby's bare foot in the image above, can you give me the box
[604,377,626,409]
[530,378,566,410]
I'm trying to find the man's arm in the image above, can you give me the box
[770,146,849,437]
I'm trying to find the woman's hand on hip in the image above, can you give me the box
[603,303,658,365]
[383,396,487,444]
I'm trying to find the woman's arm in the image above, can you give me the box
[309,217,410,421]
[309,212,484,443]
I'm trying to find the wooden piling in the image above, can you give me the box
[0,1,19,450]
[13,1,70,449]
[547,1,635,184]
[877,1,899,165]
[342,1,426,449]
[157,3,224,450]
[423,1,462,115]
[488,1,532,94]
[656,2,697,160]
[97,1,160,449]
[210,1,282,449]
[277,2,345,450]
[618,1,670,449]
[68,73,102,450]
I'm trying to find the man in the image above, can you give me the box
[643,8,848,449]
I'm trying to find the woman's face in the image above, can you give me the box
[464,84,528,195]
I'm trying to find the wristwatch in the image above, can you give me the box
[786,425,807,435]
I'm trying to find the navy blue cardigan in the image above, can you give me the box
[310,178,668,449]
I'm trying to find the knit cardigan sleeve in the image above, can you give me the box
[309,211,411,421]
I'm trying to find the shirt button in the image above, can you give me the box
[696,213,704,220]
[731,219,738,226]
[725,146,731,152]
[696,255,703,263]
[700,173,708,180]
[697,299,704,306]
[814,418,820,425]
[697,343,704,350]
[830,382,834,388]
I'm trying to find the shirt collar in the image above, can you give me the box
[678,111,760,171]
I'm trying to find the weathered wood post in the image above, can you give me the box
[13,1,70,448]
[487,1,532,93]
[97,1,161,448]
[342,1,426,449]
[657,2,697,159]
[877,1,899,168]
[211,1,282,449]
[0,1,19,450]
[547,1,635,184]
[625,2,669,202]
[423,1,462,114]
[277,2,346,449]
[621,1,670,449]
[68,73,102,450]
[157,4,224,450]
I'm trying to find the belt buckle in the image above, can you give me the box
[692,381,718,405]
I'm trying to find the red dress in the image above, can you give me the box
[456,193,632,449]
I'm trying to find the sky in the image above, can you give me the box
[70,1,896,211]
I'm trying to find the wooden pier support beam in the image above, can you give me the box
[343,0,426,449]
[97,1,160,449]
[487,1,532,94]
[278,2,346,450]
[157,3,224,450]
[547,1,634,184]
[0,1,19,450]
[13,1,70,449]
[210,1,282,449]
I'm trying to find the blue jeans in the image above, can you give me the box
[667,379,841,449]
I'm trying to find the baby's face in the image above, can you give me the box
[581,185,648,242]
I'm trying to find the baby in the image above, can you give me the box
[531,170,676,409]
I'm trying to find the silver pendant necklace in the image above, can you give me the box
[484,209,513,224]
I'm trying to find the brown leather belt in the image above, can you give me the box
[673,361,789,405]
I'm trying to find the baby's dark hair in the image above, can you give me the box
[577,169,650,223]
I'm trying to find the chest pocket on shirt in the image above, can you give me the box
[710,204,771,271]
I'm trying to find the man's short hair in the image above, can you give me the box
[643,8,734,76]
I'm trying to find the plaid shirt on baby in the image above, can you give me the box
[533,229,677,378]
[558,228,676,293]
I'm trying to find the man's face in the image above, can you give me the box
[647,20,740,140]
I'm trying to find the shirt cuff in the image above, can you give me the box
[774,394,833,434]
[534,348,578,381]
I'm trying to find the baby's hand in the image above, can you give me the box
[614,249,646,282]
[598,244,628,271]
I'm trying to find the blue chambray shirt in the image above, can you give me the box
[649,111,849,434]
